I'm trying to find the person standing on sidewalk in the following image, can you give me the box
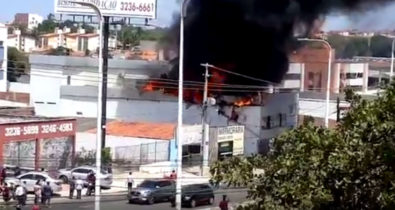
[69,177,76,199]
[75,177,84,199]
[219,195,229,210]
[2,183,11,203]
[14,184,25,206]
[0,166,6,185]
[33,180,42,204]
[127,172,134,192]
[21,181,28,206]
[42,182,53,207]
[86,172,95,196]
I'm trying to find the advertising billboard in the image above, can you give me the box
[55,0,157,19]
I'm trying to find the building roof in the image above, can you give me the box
[40,33,58,38]
[80,33,99,38]
[8,34,18,39]
[88,121,176,140]
[65,33,83,38]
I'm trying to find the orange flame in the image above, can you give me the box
[234,97,253,107]
[143,81,155,91]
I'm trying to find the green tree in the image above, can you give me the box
[211,83,395,209]
[7,47,28,82]
[370,35,392,57]
[36,14,58,34]
[118,26,141,49]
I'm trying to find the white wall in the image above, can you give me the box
[0,23,7,92]
[9,82,30,93]
[30,69,62,116]
[299,98,349,120]
[28,14,43,30]
[23,37,36,53]
[87,36,99,52]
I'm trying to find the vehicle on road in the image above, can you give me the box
[5,171,62,193]
[128,179,175,204]
[170,184,215,208]
[58,166,112,189]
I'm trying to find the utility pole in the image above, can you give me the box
[200,63,211,176]
[336,97,340,122]
[101,16,109,149]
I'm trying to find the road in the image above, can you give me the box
[0,189,247,210]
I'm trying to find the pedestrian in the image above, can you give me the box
[69,176,76,199]
[219,195,229,210]
[2,183,11,203]
[107,163,112,174]
[127,172,133,192]
[42,182,53,207]
[75,177,84,199]
[14,167,21,177]
[40,179,46,204]
[0,166,6,185]
[169,170,177,179]
[14,184,24,206]
[86,172,95,196]
[22,181,28,205]
[9,182,15,200]
[34,180,42,204]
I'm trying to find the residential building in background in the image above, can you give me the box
[0,23,7,91]
[14,13,43,30]
[290,47,370,94]
[7,29,36,53]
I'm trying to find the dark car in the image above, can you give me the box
[170,184,215,208]
[128,180,175,204]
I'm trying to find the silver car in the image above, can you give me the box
[58,166,112,189]
[5,172,62,193]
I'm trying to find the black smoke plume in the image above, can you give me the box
[162,0,393,90]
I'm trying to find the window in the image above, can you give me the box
[34,174,46,181]
[199,184,210,189]
[20,174,34,179]
[73,168,90,174]
[159,181,171,187]
[284,74,301,80]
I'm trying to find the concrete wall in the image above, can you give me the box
[9,82,30,93]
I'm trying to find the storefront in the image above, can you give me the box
[0,116,76,171]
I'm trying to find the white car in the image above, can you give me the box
[58,166,112,189]
[5,172,62,193]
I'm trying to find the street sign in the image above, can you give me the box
[216,126,244,155]
[55,0,157,19]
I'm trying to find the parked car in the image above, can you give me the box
[128,179,175,204]
[58,166,112,189]
[170,184,215,208]
[5,172,62,193]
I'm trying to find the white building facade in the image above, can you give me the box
[0,23,7,91]
[29,55,299,155]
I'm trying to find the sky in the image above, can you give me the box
[1,0,395,31]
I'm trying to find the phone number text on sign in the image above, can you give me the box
[4,123,74,137]
[120,2,154,12]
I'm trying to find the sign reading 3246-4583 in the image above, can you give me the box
[55,0,157,19]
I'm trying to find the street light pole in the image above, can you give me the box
[176,0,189,209]
[298,38,333,128]
[390,39,394,83]
[70,2,103,210]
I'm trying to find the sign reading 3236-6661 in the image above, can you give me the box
[55,0,157,19]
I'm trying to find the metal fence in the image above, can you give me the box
[114,141,169,165]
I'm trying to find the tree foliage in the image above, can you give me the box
[211,83,395,209]
[327,34,393,59]
[7,47,28,82]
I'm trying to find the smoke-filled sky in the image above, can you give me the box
[1,0,395,31]
[324,2,395,31]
